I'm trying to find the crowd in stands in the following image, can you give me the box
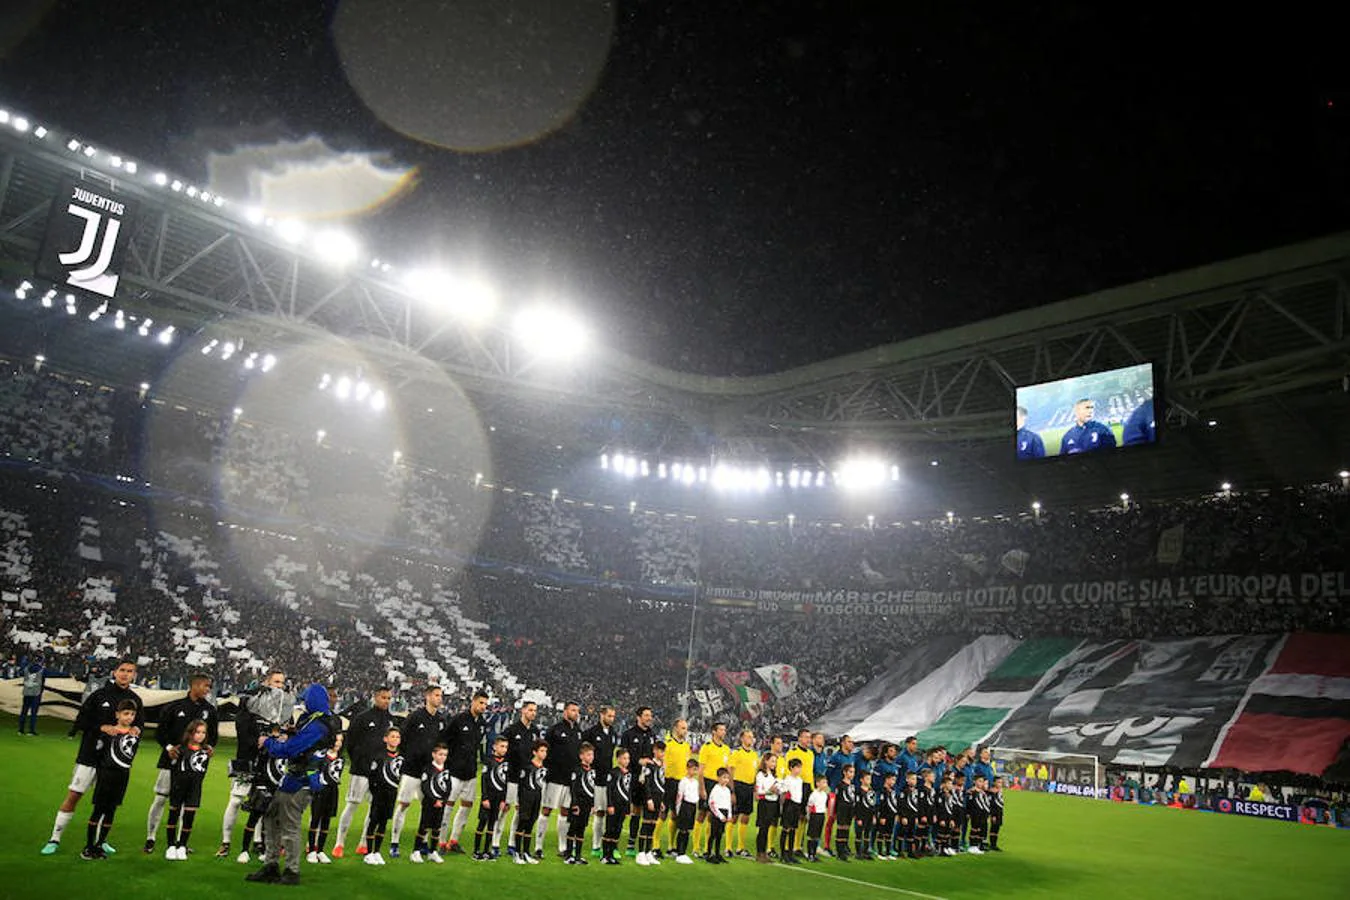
[1,364,1348,735]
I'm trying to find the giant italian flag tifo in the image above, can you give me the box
[810,632,1350,776]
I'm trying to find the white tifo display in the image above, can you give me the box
[990,747,1104,798]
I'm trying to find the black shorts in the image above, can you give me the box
[733,782,754,816]
[755,798,780,828]
[92,768,130,810]
[662,780,679,813]
[169,776,204,808]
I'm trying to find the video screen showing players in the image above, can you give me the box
[1014,362,1156,459]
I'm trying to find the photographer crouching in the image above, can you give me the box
[245,684,339,886]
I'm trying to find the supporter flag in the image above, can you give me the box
[1156,525,1185,565]
[920,638,1079,751]
[735,685,772,720]
[716,669,771,718]
[999,549,1029,577]
[1206,633,1350,777]
[755,663,799,699]
[989,634,1281,768]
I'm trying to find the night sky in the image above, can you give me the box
[2,2,1346,376]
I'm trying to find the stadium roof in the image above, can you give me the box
[1,116,1348,512]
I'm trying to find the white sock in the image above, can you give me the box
[390,805,409,847]
[533,814,549,852]
[492,807,510,848]
[450,804,471,842]
[334,800,359,848]
[221,796,241,845]
[437,805,452,845]
[146,793,169,840]
[592,815,604,849]
[50,809,74,843]
[558,813,569,853]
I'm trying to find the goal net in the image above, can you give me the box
[989,746,1103,798]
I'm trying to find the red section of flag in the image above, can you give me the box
[1270,633,1350,679]
[1210,712,1350,775]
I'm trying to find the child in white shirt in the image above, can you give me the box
[706,768,733,864]
[778,758,805,863]
[672,760,701,863]
[806,776,830,862]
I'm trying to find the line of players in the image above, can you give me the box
[39,665,1007,868]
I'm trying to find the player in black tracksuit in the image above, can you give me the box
[474,737,510,860]
[967,775,991,852]
[580,710,617,855]
[602,749,632,864]
[832,766,857,861]
[566,743,598,864]
[636,743,666,860]
[989,777,1005,851]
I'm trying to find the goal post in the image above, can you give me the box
[989,746,1103,797]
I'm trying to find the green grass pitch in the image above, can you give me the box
[2,716,1347,899]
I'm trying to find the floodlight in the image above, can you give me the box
[600,453,609,470]
[624,457,638,479]
[698,466,708,483]
[658,463,667,479]
[316,429,327,442]
[244,352,257,369]
[837,458,888,491]
[232,407,242,418]
[335,377,352,400]
[125,161,138,175]
[1031,501,1042,511]
[109,155,123,168]
[1339,470,1349,479]
[154,172,169,186]
[370,390,387,412]
[243,206,265,225]
[200,191,212,203]
[629,500,637,513]
[66,139,80,152]
[113,310,124,329]
[640,460,650,477]
[404,267,497,322]
[220,341,236,361]
[1221,482,1232,492]
[201,339,217,355]
[513,305,587,359]
[815,470,826,487]
[354,380,371,402]
[186,185,198,198]
[1120,493,1130,502]
[275,218,306,243]
[34,354,45,363]
[82,145,96,157]
[317,373,332,390]
[682,466,696,486]
[260,354,276,373]
[313,229,361,267]
[157,325,175,345]
[12,117,30,133]
[34,126,48,138]
[171,180,183,192]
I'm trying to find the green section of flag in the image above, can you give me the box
[987,637,1081,682]
[918,705,1011,749]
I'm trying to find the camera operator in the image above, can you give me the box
[219,670,293,862]
[245,683,339,886]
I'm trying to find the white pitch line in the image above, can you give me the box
[774,862,952,900]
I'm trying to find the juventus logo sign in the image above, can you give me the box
[35,177,138,300]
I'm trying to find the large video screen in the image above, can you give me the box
[1015,362,1156,459]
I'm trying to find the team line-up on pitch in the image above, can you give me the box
[36,666,1009,884]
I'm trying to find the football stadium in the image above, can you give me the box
[1,5,1348,899]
